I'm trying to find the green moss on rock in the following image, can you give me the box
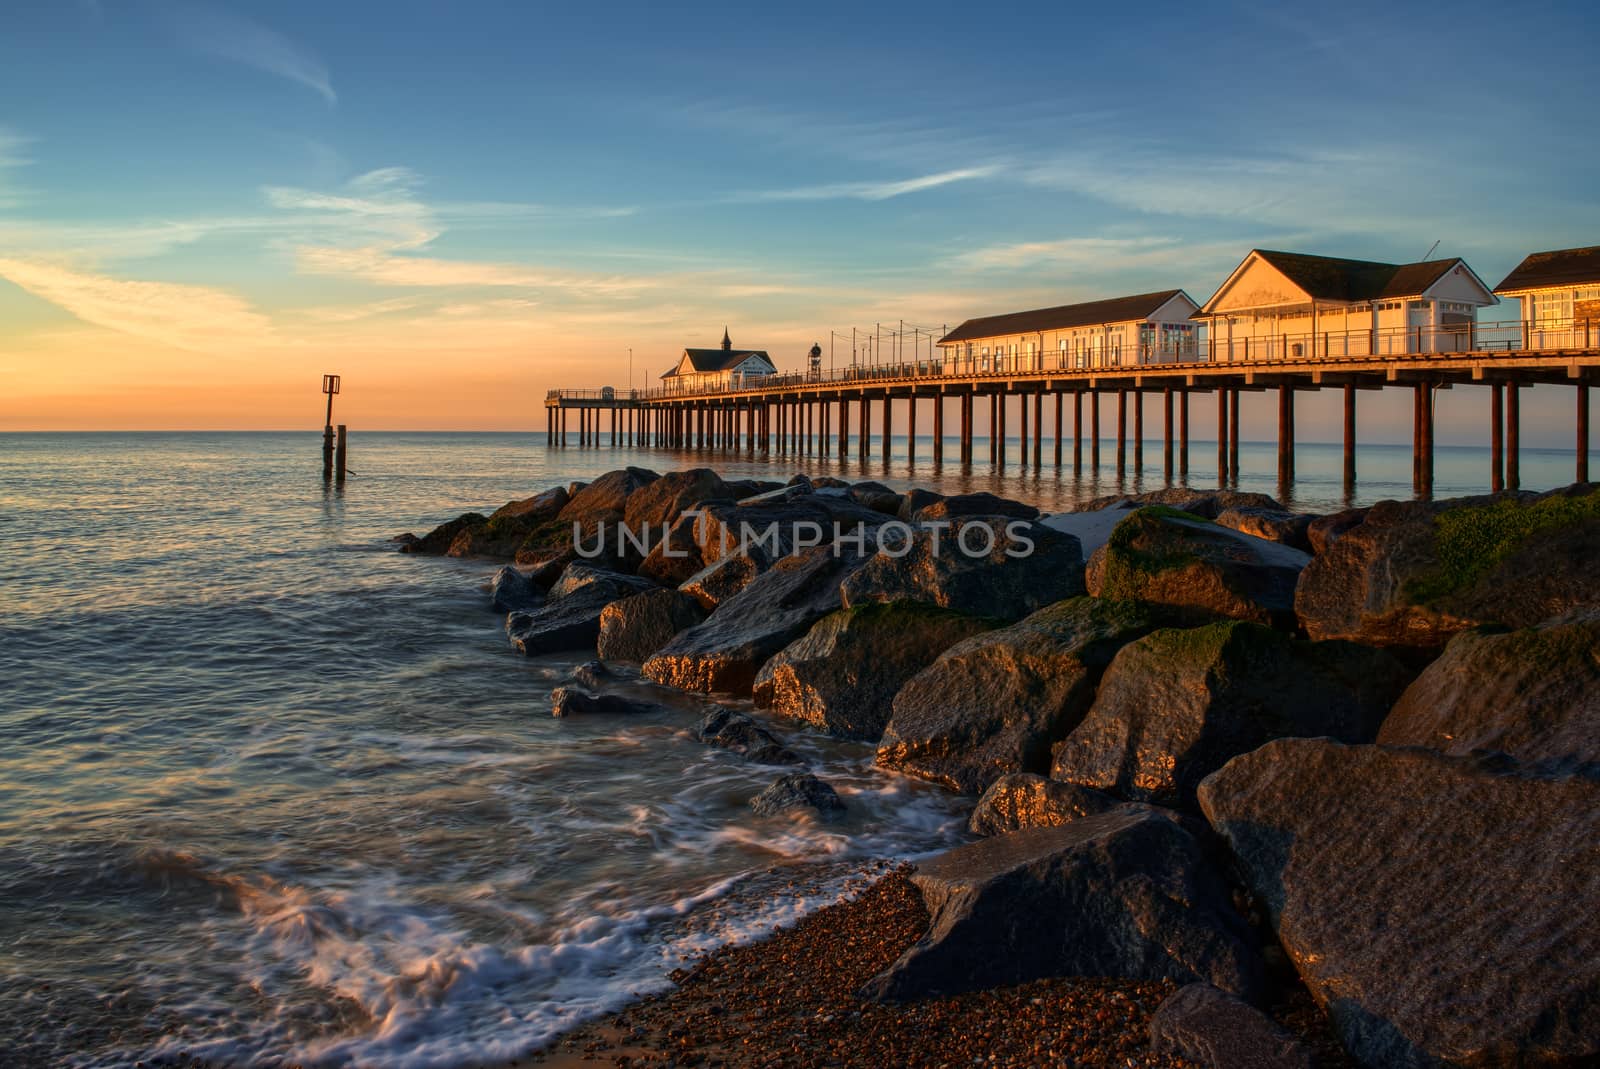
[1406,490,1600,604]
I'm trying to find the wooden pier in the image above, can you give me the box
[545,342,1600,498]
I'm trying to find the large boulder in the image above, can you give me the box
[967,773,1119,836]
[1086,507,1309,629]
[861,807,1262,1004]
[1306,506,1369,555]
[1149,984,1313,1069]
[896,488,945,522]
[910,491,1039,523]
[596,588,708,663]
[694,495,884,566]
[847,480,904,516]
[877,597,1165,796]
[1214,506,1315,552]
[621,468,730,538]
[554,467,661,569]
[505,565,656,656]
[752,604,996,742]
[693,708,801,765]
[557,466,660,524]
[1051,622,1413,810]
[491,485,570,524]
[635,513,706,586]
[677,552,767,611]
[402,512,487,556]
[1294,484,1600,650]
[1198,739,1600,1069]
[488,565,544,614]
[841,518,1086,622]
[749,773,846,819]
[644,548,867,695]
[1377,608,1600,770]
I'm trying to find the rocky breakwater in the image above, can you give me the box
[400,474,1600,1067]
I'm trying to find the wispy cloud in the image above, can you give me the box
[0,258,272,352]
[731,166,1002,204]
[168,3,335,104]
[0,128,31,207]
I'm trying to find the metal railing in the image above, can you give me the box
[545,316,1600,403]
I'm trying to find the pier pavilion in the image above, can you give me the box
[937,290,1201,373]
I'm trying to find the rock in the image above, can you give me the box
[566,480,588,497]
[910,492,1039,523]
[621,468,730,536]
[693,496,884,566]
[693,707,801,765]
[1037,502,1137,558]
[877,597,1166,795]
[1294,484,1600,650]
[526,554,570,589]
[1214,506,1316,552]
[749,773,846,819]
[505,565,656,656]
[1377,608,1600,770]
[490,485,570,524]
[677,552,767,611]
[1086,507,1309,629]
[488,565,544,614]
[557,467,659,524]
[848,481,904,515]
[967,773,1119,836]
[1051,622,1413,810]
[644,547,868,695]
[896,488,945,522]
[752,604,996,742]
[403,512,487,555]
[570,660,613,689]
[1306,506,1368,555]
[841,518,1085,622]
[555,467,661,569]
[1148,984,1313,1069]
[724,478,782,499]
[862,807,1262,1003]
[597,588,708,663]
[1078,488,1285,520]
[1198,739,1600,1069]
[636,513,706,586]
[551,686,663,717]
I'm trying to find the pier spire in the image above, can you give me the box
[721,326,732,351]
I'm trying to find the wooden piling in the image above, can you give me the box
[989,394,998,465]
[1228,389,1241,483]
[1019,391,1029,467]
[882,395,893,461]
[335,425,347,482]
[859,394,870,460]
[1278,385,1295,485]
[1163,388,1174,481]
[933,393,944,464]
[1115,389,1127,479]
[1054,392,1064,468]
[907,394,918,462]
[997,391,1008,467]
[1073,391,1083,471]
[1178,388,1189,480]
[1132,389,1143,478]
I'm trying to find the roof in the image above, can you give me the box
[661,348,773,378]
[939,290,1193,345]
[1495,245,1600,293]
[1253,250,1459,302]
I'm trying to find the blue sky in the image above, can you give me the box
[2,0,1598,433]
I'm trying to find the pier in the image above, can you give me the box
[546,319,1599,500]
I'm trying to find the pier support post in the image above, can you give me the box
[1133,389,1144,480]
[1019,391,1029,467]
[907,393,918,463]
[1579,384,1591,484]
[1091,390,1101,472]
[1073,391,1082,472]
[1228,389,1241,484]
[1054,392,1064,468]
[1033,392,1043,469]
[838,398,849,458]
[989,394,998,465]
[1343,384,1357,491]
[933,394,944,464]
[1163,388,1174,482]
[882,395,893,461]
[859,394,870,460]
[1179,388,1189,480]
[997,391,1008,467]
[1278,385,1295,486]
[960,394,973,465]
[1216,390,1227,484]
[1116,389,1127,480]
[1490,384,1504,492]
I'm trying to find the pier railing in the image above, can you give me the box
[545,316,1600,404]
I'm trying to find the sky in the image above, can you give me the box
[2,0,1598,442]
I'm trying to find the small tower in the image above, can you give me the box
[721,326,732,351]
[808,342,822,379]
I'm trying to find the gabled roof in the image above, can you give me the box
[1495,245,1600,293]
[661,348,774,378]
[1197,250,1494,316]
[939,290,1195,345]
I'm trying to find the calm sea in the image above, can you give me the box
[0,431,1588,1067]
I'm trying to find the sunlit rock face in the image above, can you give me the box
[1377,608,1600,770]
[877,597,1167,796]
[596,587,706,663]
[967,773,1118,836]
[1085,507,1309,630]
[1199,739,1600,1069]
[753,603,997,743]
[505,564,655,656]
[841,517,1085,623]
[643,547,867,695]
[861,807,1263,1004]
[1294,483,1600,650]
[1050,621,1412,811]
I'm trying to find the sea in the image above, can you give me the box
[0,430,1590,1068]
